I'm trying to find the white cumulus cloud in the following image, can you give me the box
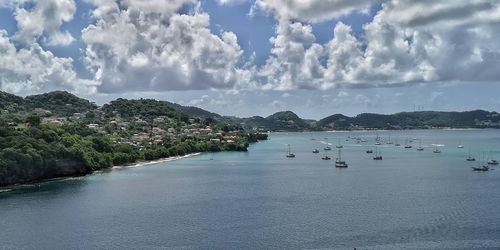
[82,0,251,93]
[258,0,500,90]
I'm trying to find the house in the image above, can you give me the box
[87,124,100,129]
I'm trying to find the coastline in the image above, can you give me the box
[269,127,489,134]
[0,152,202,194]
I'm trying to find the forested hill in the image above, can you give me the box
[0,91,268,187]
[103,98,188,121]
[162,101,222,120]
[0,90,97,116]
[317,110,500,130]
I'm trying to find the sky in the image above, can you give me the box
[0,0,499,119]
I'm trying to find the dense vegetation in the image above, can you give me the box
[103,98,187,121]
[317,110,500,130]
[161,97,500,131]
[0,92,268,187]
[0,90,97,116]
[163,100,223,120]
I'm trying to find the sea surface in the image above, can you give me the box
[2,129,500,249]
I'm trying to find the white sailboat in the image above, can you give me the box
[335,148,348,168]
[286,144,295,158]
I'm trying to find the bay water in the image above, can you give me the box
[2,129,500,249]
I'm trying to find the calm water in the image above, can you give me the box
[2,129,500,249]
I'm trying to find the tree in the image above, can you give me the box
[26,115,41,127]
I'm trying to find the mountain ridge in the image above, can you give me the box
[1,90,499,131]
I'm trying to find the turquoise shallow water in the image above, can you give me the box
[2,129,500,249]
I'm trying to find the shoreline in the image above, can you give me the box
[269,127,489,134]
[0,152,202,194]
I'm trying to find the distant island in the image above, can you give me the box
[1,90,498,187]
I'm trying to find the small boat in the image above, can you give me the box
[366,148,373,154]
[417,139,424,151]
[361,139,368,143]
[286,144,295,158]
[472,166,489,171]
[373,148,382,160]
[336,139,343,148]
[324,146,332,151]
[395,143,401,146]
[335,148,348,168]
[488,159,499,165]
[312,149,320,153]
[322,150,331,160]
[375,142,381,145]
[466,149,475,161]
[403,138,411,148]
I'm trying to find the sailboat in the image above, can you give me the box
[335,148,348,168]
[466,148,475,161]
[324,138,332,150]
[286,144,295,158]
[472,154,489,171]
[312,148,320,153]
[404,138,412,148]
[322,150,331,160]
[386,136,393,144]
[336,138,343,148]
[417,139,424,151]
[366,147,373,154]
[373,148,382,160]
[433,144,441,153]
[457,139,464,148]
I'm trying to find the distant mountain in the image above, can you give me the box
[318,110,500,130]
[265,111,311,131]
[1,90,499,131]
[219,111,311,131]
[160,102,312,131]
[162,101,222,120]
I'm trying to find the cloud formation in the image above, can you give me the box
[257,0,500,90]
[14,0,76,46]
[1,0,500,96]
[82,0,250,93]
[0,0,95,95]
[255,0,377,22]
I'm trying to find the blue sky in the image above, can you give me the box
[0,0,499,119]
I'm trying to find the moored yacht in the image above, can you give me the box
[488,159,499,165]
[286,144,295,158]
[335,148,348,168]
[322,150,331,160]
[417,139,424,151]
[373,148,382,160]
